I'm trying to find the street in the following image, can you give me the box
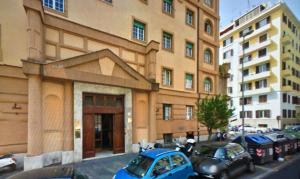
[2,153,300,179]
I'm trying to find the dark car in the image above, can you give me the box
[192,143,255,179]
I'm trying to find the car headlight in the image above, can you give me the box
[209,165,218,173]
[112,174,116,179]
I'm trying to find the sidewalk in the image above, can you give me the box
[73,153,137,179]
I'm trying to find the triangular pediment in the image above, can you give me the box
[42,49,154,91]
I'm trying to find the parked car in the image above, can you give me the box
[238,125,256,133]
[193,143,255,179]
[113,148,197,179]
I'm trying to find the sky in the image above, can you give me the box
[220,0,300,28]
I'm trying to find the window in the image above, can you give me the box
[242,41,249,50]
[133,20,145,41]
[240,83,252,91]
[228,87,233,93]
[283,93,287,103]
[186,42,194,58]
[171,154,187,168]
[223,36,233,47]
[240,55,252,64]
[152,156,171,176]
[185,73,194,89]
[43,0,64,13]
[283,13,287,24]
[163,0,173,15]
[258,48,267,58]
[255,79,267,89]
[259,34,268,43]
[239,26,253,37]
[162,68,172,86]
[162,31,173,50]
[256,16,270,29]
[240,97,252,105]
[186,9,194,26]
[240,111,252,118]
[204,78,212,92]
[163,104,172,120]
[204,20,213,35]
[256,63,270,73]
[186,106,193,120]
[256,110,271,118]
[204,0,212,7]
[288,110,292,118]
[204,49,212,63]
[283,109,287,118]
[259,95,268,103]
[242,69,249,76]
[163,133,173,144]
[293,110,296,118]
[103,0,112,3]
[223,49,233,59]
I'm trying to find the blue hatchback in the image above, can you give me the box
[113,148,197,179]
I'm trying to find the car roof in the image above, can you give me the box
[141,148,177,159]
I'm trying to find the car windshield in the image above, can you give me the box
[199,146,225,159]
[126,155,154,178]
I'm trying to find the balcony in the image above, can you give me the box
[222,57,231,64]
[239,55,272,69]
[241,71,271,82]
[282,85,293,92]
[282,69,292,76]
[242,24,273,42]
[239,39,272,57]
[239,87,272,97]
[282,35,291,46]
[282,53,292,61]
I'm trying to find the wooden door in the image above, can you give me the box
[83,114,95,158]
[113,113,125,153]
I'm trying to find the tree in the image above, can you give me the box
[196,95,234,141]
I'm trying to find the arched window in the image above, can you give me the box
[204,20,213,35]
[204,78,212,93]
[204,49,212,64]
[204,0,212,7]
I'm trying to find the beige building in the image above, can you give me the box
[0,0,220,170]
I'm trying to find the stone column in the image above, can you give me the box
[27,75,43,156]
[63,81,73,150]
[148,91,157,142]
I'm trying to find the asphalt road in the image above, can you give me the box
[2,153,300,179]
[237,154,300,179]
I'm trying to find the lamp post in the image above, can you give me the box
[241,29,253,148]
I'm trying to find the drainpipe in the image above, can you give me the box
[197,5,200,143]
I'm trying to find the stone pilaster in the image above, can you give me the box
[145,41,159,82]
[148,91,157,142]
[27,75,43,156]
[63,81,73,150]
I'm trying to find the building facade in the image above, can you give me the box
[219,2,300,129]
[0,0,220,170]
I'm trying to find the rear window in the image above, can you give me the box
[226,144,245,155]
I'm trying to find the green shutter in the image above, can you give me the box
[186,74,193,81]
[186,42,193,49]
[134,21,145,29]
[164,0,172,4]
[163,32,171,38]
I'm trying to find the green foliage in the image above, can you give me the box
[196,95,234,141]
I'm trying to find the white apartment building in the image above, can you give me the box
[219,2,300,129]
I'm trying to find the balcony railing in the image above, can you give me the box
[282,52,292,61]
[239,55,272,69]
[239,87,272,96]
[241,71,271,82]
[239,39,272,57]
[282,69,292,76]
[242,24,273,42]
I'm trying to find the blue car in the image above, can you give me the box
[113,148,197,179]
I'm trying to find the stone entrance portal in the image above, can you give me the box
[82,93,125,159]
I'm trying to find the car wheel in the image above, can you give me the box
[218,171,229,179]
[9,163,16,171]
[248,161,255,173]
